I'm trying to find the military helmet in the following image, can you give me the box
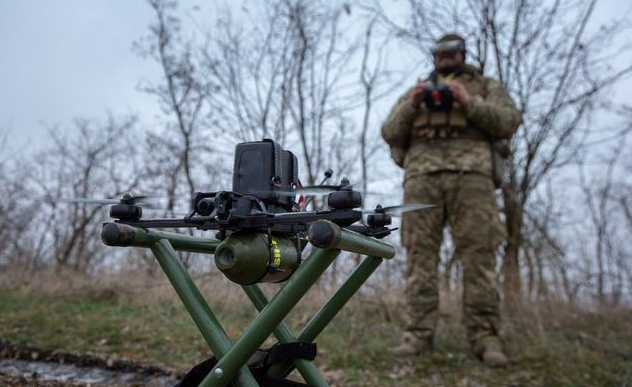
[430,33,466,55]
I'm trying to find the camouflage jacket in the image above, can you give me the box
[381,64,522,181]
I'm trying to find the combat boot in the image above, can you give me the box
[390,332,433,358]
[476,336,508,368]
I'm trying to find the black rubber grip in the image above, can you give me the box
[308,220,341,249]
[101,223,136,246]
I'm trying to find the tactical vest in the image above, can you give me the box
[411,67,487,142]
[404,65,509,187]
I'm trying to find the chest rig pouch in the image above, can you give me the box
[412,67,510,188]
[412,69,482,140]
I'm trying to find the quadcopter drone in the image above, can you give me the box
[70,139,429,285]
[66,139,432,387]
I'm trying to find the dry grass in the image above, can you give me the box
[1,268,631,386]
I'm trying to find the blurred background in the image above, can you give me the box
[0,1,631,386]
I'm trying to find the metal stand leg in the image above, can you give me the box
[268,255,384,378]
[151,239,259,387]
[105,223,396,387]
[242,285,329,387]
[199,248,340,387]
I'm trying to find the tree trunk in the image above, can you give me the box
[502,182,523,310]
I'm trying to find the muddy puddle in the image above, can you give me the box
[0,340,180,386]
[0,358,175,386]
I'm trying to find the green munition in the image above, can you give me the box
[214,232,300,285]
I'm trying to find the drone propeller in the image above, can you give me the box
[61,198,122,205]
[362,203,435,217]
[270,184,355,197]
[61,193,160,208]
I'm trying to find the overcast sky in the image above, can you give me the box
[1,0,631,151]
[1,1,162,148]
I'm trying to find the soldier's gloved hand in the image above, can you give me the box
[390,148,406,168]
[410,81,431,108]
[445,80,471,105]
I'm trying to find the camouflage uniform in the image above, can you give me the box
[382,63,521,355]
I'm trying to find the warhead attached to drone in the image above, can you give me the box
[69,139,431,387]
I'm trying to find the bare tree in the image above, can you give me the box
[579,133,632,305]
[357,17,406,197]
[24,115,143,271]
[0,129,40,269]
[198,0,367,186]
[135,0,408,281]
[140,0,400,192]
[135,0,222,215]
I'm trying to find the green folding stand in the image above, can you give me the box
[102,220,396,387]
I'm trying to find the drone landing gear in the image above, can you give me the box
[103,221,395,387]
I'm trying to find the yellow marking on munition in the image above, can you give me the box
[271,239,282,267]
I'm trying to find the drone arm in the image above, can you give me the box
[115,217,204,229]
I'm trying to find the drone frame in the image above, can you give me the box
[102,219,395,387]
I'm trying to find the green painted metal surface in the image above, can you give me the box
[242,285,329,387]
[269,255,384,378]
[298,255,384,342]
[150,238,259,387]
[133,227,220,253]
[199,248,340,387]
[215,232,300,284]
[105,222,396,387]
[337,229,395,259]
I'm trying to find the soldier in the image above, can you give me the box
[382,33,522,367]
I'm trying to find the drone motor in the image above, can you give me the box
[367,212,392,227]
[110,204,142,221]
[327,190,362,210]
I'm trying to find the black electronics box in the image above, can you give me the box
[232,139,298,211]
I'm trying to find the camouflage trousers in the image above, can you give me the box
[401,171,505,353]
